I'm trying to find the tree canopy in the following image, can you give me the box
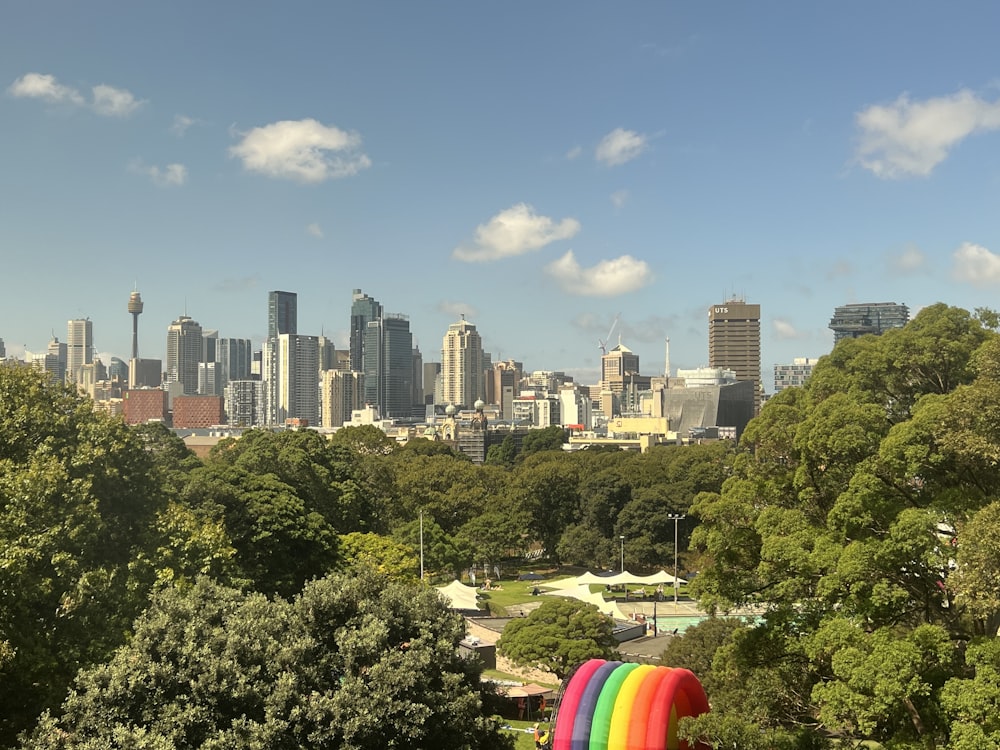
[497,598,616,679]
[22,572,512,750]
[685,304,1000,747]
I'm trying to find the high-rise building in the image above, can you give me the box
[165,315,204,395]
[321,369,364,428]
[487,359,522,420]
[47,336,67,383]
[362,314,414,420]
[350,289,382,372]
[774,357,818,392]
[423,362,441,405]
[441,317,485,408]
[0,338,5,358]
[275,333,320,425]
[66,318,93,385]
[829,302,909,343]
[268,291,297,339]
[225,379,264,427]
[708,298,761,414]
[217,338,252,391]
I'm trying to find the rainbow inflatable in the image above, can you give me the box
[551,659,709,750]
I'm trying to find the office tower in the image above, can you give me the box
[275,333,320,425]
[165,315,204,395]
[350,289,382,372]
[829,302,909,343]
[217,338,252,392]
[423,362,441,405]
[47,336,67,383]
[197,361,218,396]
[774,357,818,392]
[108,357,128,383]
[601,344,640,391]
[66,318,93,385]
[708,298,761,414]
[488,359,522,420]
[441,317,485,408]
[268,291,297,339]
[363,314,413,419]
[0,338,5,358]
[321,369,364,428]
[411,345,423,415]
[318,335,337,371]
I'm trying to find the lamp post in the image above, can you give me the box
[419,509,424,582]
[668,514,686,607]
[619,535,625,573]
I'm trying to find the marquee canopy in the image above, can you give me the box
[436,580,480,610]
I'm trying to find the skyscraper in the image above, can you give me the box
[275,333,320,425]
[47,336,68,383]
[268,291,297,339]
[66,318,93,385]
[363,314,413,419]
[349,289,382,372]
[441,317,485,408]
[829,302,909,343]
[128,290,143,360]
[708,298,761,414]
[165,315,204,395]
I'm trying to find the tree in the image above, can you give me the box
[485,434,517,466]
[22,572,513,750]
[339,531,419,581]
[685,305,1000,747]
[179,464,339,598]
[497,598,615,679]
[519,426,567,458]
[0,367,165,746]
[393,516,470,581]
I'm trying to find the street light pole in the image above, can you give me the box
[669,514,686,607]
[619,535,625,573]
[419,509,424,582]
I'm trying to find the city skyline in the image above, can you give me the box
[5,4,1000,385]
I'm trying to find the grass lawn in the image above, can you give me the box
[499,719,551,750]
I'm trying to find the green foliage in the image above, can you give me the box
[497,598,615,679]
[393,516,470,581]
[686,304,1000,747]
[339,531,419,581]
[485,434,517,466]
[0,367,164,746]
[518,426,567,457]
[21,572,513,749]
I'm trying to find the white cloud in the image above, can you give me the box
[952,242,1000,287]
[545,250,653,296]
[8,72,85,106]
[306,223,324,238]
[229,118,371,183]
[452,203,580,262]
[8,73,145,117]
[856,89,1000,178]
[889,245,927,274]
[130,159,187,187]
[610,189,629,209]
[171,114,197,136]
[772,319,804,339]
[91,84,143,116]
[565,145,582,160]
[437,301,479,319]
[595,128,647,166]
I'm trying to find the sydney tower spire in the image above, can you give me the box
[127,290,143,387]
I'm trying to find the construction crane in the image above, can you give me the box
[597,313,621,356]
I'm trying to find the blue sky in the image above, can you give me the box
[4,2,1000,389]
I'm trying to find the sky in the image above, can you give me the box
[4,2,1000,390]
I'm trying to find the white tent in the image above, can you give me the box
[436,580,481,610]
[542,570,685,590]
[542,585,630,621]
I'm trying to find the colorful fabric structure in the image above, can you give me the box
[551,659,709,750]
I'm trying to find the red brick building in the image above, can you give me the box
[173,395,224,428]
[123,388,169,425]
